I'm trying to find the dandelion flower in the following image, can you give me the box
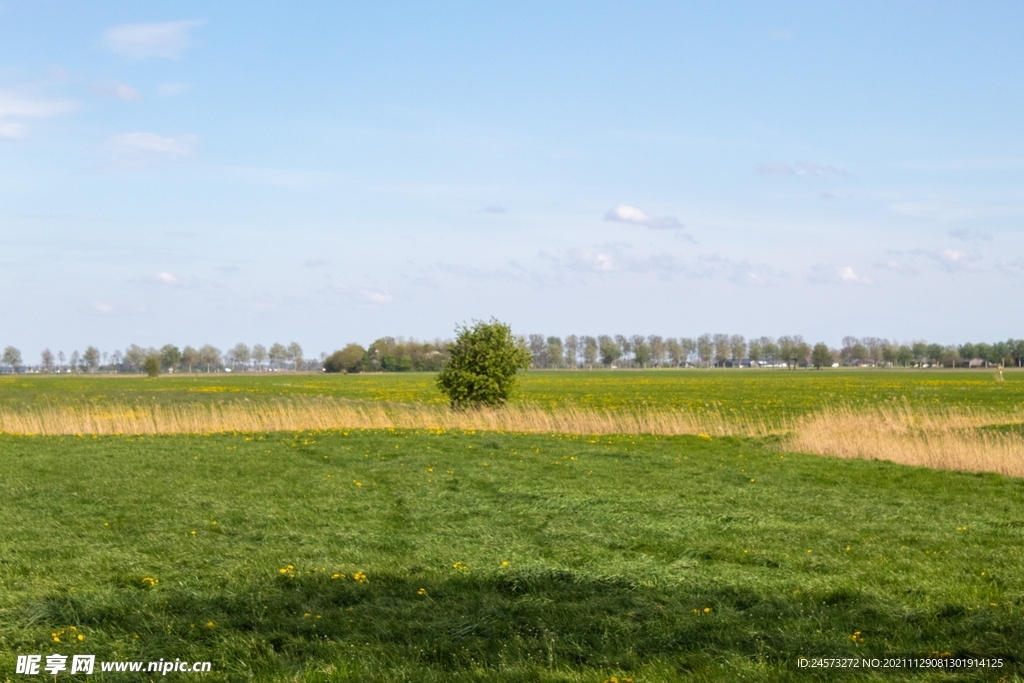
[703,607,711,613]
[417,588,427,596]
[353,571,367,583]
[77,634,84,641]
[206,621,215,628]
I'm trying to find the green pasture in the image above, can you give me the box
[1,368,1020,422]
[1,428,1023,681]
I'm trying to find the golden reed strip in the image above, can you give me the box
[789,403,1024,477]
[0,397,766,438]
[2,396,1022,477]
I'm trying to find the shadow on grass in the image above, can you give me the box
[21,568,1024,679]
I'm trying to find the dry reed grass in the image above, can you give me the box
[0,396,765,438]
[789,403,1024,477]
[3,397,1022,477]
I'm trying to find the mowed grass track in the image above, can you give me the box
[1,429,1022,681]
[2,368,1022,421]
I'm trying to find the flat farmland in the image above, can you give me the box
[2,370,1023,681]
[1,368,1021,420]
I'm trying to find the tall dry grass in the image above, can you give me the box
[2,396,1022,477]
[788,402,1024,477]
[0,396,766,438]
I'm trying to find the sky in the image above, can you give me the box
[2,1,1023,360]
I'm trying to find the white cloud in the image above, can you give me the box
[948,228,992,242]
[809,265,873,285]
[157,82,189,97]
[756,161,845,176]
[156,272,178,284]
[360,289,392,305]
[755,162,794,176]
[998,259,1024,278]
[838,266,871,284]
[727,261,786,287]
[91,81,141,101]
[0,86,78,139]
[109,132,198,162]
[0,88,78,118]
[104,21,204,59]
[93,302,114,314]
[875,260,918,275]
[604,203,684,230]
[0,121,27,138]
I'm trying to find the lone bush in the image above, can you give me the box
[324,344,366,373]
[144,355,161,378]
[436,319,532,408]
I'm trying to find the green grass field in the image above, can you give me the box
[2,371,1023,681]
[1,368,1021,421]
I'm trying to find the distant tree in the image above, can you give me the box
[199,345,221,372]
[252,344,268,370]
[231,343,251,370]
[144,355,161,378]
[287,342,303,371]
[564,335,579,369]
[70,350,81,373]
[58,351,66,372]
[582,336,598,368]
[40,348,55,373]
[811,342,832,369]
[436,319,533,408]
[598,336,622,367]
[648,335,666,367]
[748,339,763,366]
[545,337,564,369]
[778,336,798,368]
[938,345,961,368]
[324,344,366,373]
[160,344,181,371]
[614,335,631,367]
[729,335,746,365]
[181,346,200,372]
[2,346,22,370]
[760,337,779,366]
[109,350,122,372]
[896,345,913,367]
[124,345,147,373]
[881,342,898,366]
[83,346,100,373]
[696,334,713,367]
[679,338,696,365]
[712,334,730,366]
[666,338,682,366]
[632,335,652,368]
[268,343,288,370]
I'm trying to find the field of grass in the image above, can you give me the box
[1,428,1023,681]
[2,370,1023,681]
[2,368,1021,421]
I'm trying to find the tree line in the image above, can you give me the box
[0,342,312,374]
[3,334,1023,374]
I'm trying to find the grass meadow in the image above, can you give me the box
[1,369,1023,681]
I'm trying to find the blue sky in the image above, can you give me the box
[2,1,1023,359]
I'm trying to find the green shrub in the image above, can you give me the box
[436,319,532,408]
[143,355,160,378]
[324,344,367,373]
